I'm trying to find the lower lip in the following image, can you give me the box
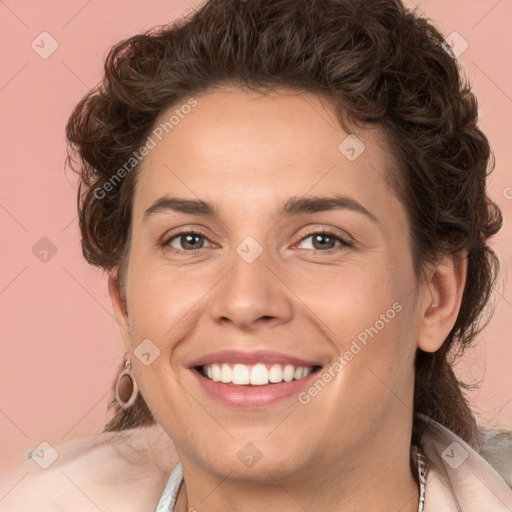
[190,368,321,408]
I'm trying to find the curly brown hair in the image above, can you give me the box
[66,0,502,455]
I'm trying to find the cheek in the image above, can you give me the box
[318,299,417,440]
[326,260,412,341]
[125,255,204,338]
[323,257,418,397]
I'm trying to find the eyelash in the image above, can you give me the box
[161,228,353,255]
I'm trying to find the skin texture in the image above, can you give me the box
[108,86,467,512]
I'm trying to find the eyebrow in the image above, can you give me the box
[143,194,378,223]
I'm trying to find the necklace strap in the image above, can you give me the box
[412,444,429,512]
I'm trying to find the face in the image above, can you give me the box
[111,86,426,483]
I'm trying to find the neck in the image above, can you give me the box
[174,439,420,512]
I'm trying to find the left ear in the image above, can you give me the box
[416,250,468,352]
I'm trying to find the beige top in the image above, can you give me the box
[0,417,511,511]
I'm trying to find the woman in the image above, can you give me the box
[1,0,511,510]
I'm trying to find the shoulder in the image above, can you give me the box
[477,428,512,487]
[419,416,512,511]
[0,424,179,512]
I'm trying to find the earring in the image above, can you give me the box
[115,354,138,409]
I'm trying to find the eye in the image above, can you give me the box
[296,231,352,252]
[163,230,213,252]
[161,229,352,254]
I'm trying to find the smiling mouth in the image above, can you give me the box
[195,363,322,386]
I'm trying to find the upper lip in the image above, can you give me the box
[187,349,323,369]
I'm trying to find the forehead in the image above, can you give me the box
[132,86,400,221]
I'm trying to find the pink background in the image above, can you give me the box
[0,0,511,485]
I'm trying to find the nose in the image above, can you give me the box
[208,245,294,331]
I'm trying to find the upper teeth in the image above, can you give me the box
[203,363,314,385]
